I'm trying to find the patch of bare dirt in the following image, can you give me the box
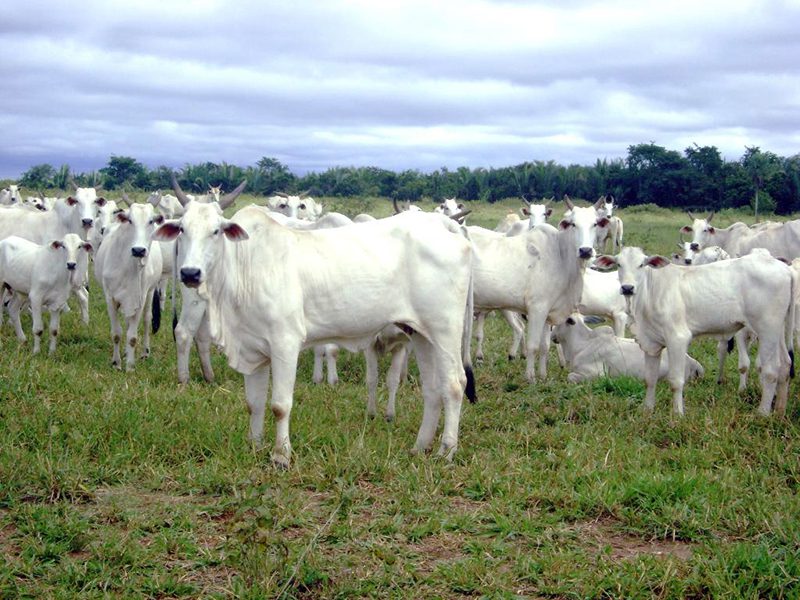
[408,531,467,573]
[575,517,694,561]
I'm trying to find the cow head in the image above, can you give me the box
[49,233,92,282]
[521,199,552,228]
[63,187,107,237]
[114,203,163,261]
[559,196,609,259]
[680,211,715,252]
[268,192,322,221]
[153,202,248,288]
[595,246,670,297]
[434,198,465,218]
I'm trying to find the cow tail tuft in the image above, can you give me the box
[726,337,735,354]
[152,288,161,334]
[465,365,476,403]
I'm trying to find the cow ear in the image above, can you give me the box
[645,255,670,268]
[95,196,107,207]
[545,208,553,217]
[116,211,130,223]
[708,226,716,234]
[222,221,249,241]
[153,214,164,225]
[594,255,617,269]
[680,225,692,233]
[520,207,530,216]
[50,240,64,250]
[566,316,576,325]
[558,219,573,230]
[66,197,78,206]
[82,242,94,253]
[153,221,181,241]
[597,217,610,227]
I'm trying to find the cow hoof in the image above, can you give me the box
[111,360,121,370]
[384,414,395,423]
[271,453,291,470]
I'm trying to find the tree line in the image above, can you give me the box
[14,143,800,214]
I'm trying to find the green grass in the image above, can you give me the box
[1,200,799,598]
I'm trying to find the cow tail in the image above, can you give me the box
[726,337,735,354]
[152,288,161,334]
[460,227,477,403]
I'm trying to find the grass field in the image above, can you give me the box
[1,198,799,598]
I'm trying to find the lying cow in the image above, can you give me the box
[553,313,704,383]
[0,234,92,354]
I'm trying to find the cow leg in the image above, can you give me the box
[141,288,154,360]
[124,309,144,370]
[244,365,270,448]
[524,315,545,382]
[270,351,299,467]
[105,296,123,369]
[643,352,662,413]
[431,339,466,461]
[715,338,729,385]
[8,295,26,342]
[666,338,690,416]
[29,295,44,355]
[537,322,551,379]
[735,329,751,392]
[613,311,628,338]
[364,344,380,419]
[410,338,442,455]
[385,343,408,422]
[325,344,339,386]
[312,345,325,384]
[74,285,90,325]
[195,309,215,383]
[175,289,205,384]
[755,337,784,416]
[47,308,61,355]
[555,337,567,368]
[503,310,525,360]
[474,311,487,363]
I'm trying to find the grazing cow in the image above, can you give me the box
[552,313,704,383]
[0,185,22,205]
[680,212,800,259]
[0,234,92,354]
[94,203,164,370]
[154,203,475,467]
[267,192,322,221]
[596,246,794,416]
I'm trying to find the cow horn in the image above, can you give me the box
[563,195,574,211]
[449,208,472,223]
[95,182,104,192]
[170,173,193,207]
[38,189,45,200]
[219,179,247,210]
[593,196,605,210]
[298,189,312,199]
[274,191,290,198]
[68,177,78,192]
[706,211,715,223]
[686,210,697,221]
[392,197,402,214]
[146,191,161,207]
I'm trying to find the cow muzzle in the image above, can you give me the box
[690,243,700,252]
[620,284,635,296]
[180,267,202,287]
[578,247,594,260]
[66,262,77,271]
[684,258,692,265]
[131,246,147,258]
[82,218,94,229]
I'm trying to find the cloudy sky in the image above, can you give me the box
[1,0,798,179]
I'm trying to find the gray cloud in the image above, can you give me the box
[1,0,799,179]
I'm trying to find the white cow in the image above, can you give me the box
[552,313,704,383]
[154,204,476,467]
[681,212,800,259]
[469,199,601,381]
[579,268,628,337]
[595,195,623,253]
[0,185,22,205]
[94,203,164,370]
[494,212,521,233]
[596,246,794,416]
[267,192,323,221]
[0,234,92,354]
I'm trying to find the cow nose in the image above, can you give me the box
[621,284,635,296]
[180,267,202,286]
[66,262,76,271]
[82,218,94,228]
[684,258,692,265]
[578,247,593,259]
[131,246,147,258]
[690,243,699,252]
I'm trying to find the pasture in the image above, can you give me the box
[1,198,799,598]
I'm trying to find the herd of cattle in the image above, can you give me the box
[0,181,798,467]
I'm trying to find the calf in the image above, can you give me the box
[0,234,92,354]
[553,313,703,383]
[94,203,164,370]
[596,246,794,416]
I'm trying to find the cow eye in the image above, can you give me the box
[279,203,287,209]
[299,203,306,210]
[213,228,220,235]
